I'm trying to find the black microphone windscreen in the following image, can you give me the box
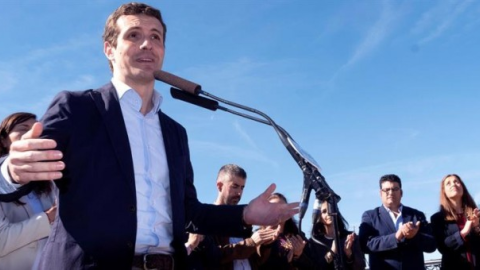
[170,88,218,111]
[154,70,201,95]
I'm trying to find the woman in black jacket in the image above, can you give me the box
[305,199,365,270]
[431,174,480,269]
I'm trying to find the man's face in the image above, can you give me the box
[104,14,165,86]
[380,181,402,210]
[218,175,246,205]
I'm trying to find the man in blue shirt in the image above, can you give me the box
[2,3,298,269]
[359,174,436,270]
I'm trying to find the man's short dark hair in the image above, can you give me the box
[379,174,402,189]
[217,164,247,180]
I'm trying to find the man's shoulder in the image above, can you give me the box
[430,211,443,221]
[52,82,112,100]
[363,206,382,216]
[402,205,426,215]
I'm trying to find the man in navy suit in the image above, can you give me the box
[2,3,298,269]
[359,174,436,270]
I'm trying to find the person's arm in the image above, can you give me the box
[431,212,464,255]
[406,211,436,253]
[359,210,399,253]
[0,204,51,257]
[216,228,278,263]
[217,237,257,263]
[347,235,366,270]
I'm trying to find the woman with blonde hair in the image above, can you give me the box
[431,174,480,269]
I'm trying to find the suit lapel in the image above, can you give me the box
[159,111,178,196]
[91,83,135,193]
[379,206,397,233]
[402,207,413,224]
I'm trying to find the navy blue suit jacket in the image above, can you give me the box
[359,205,436,270]
[36,83,249,269]
[431,211,480,269]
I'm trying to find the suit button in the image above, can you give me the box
[130,205,136,212]
[127,242,134,248]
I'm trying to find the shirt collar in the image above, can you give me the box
[110,78,163,114]
[383,204,403,214]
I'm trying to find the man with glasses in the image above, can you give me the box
[359,174,436,270]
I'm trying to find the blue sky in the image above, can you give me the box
[1,0,480,261]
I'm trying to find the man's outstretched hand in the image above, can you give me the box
[7,122,64,184]
[243,183,299,226]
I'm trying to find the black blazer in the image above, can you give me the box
[35,83,248,269]
[359,205,436,270]
[431,211,480,269]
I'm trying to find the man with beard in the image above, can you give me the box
[359,174,436,270]
[188,164,279,270]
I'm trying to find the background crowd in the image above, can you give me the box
[1,1,479,270]
[1,112,480,269]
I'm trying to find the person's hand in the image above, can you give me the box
[44,204,57,225]
[468,211,480,227]
[7,122,64,184]
[474,208,480,219]
[251,228,279,246]
[243,184,299,226]
[461,220,473,238]
[395,226,405,242]
[344,233,355,258]
[289,235,306,259]
[402,221,420,239]
[186,233,204,250]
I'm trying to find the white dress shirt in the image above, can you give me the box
[112,79,173,254]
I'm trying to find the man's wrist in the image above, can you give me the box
[185,243,193,255]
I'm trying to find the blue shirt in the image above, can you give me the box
[112,79,173,254]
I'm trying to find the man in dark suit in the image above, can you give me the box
[359,174,436,270]
[3,3,298,269]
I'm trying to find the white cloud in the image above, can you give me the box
[233,120,259,150]
[414,0,474,46]
[329,1,400,83]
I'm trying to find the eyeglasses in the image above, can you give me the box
[381,187,401,193]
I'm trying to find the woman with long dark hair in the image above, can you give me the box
[258,192,308,270]
[431,174,480,269]
[0,112,57,270]
[306,199,365,270]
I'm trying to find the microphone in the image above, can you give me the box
[312,198,321,225]
[299,176,312,221]
[154,70,201,95]
[170,88,219,111]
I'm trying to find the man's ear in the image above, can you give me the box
[104,41,115,61]
[216,181,223,192]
